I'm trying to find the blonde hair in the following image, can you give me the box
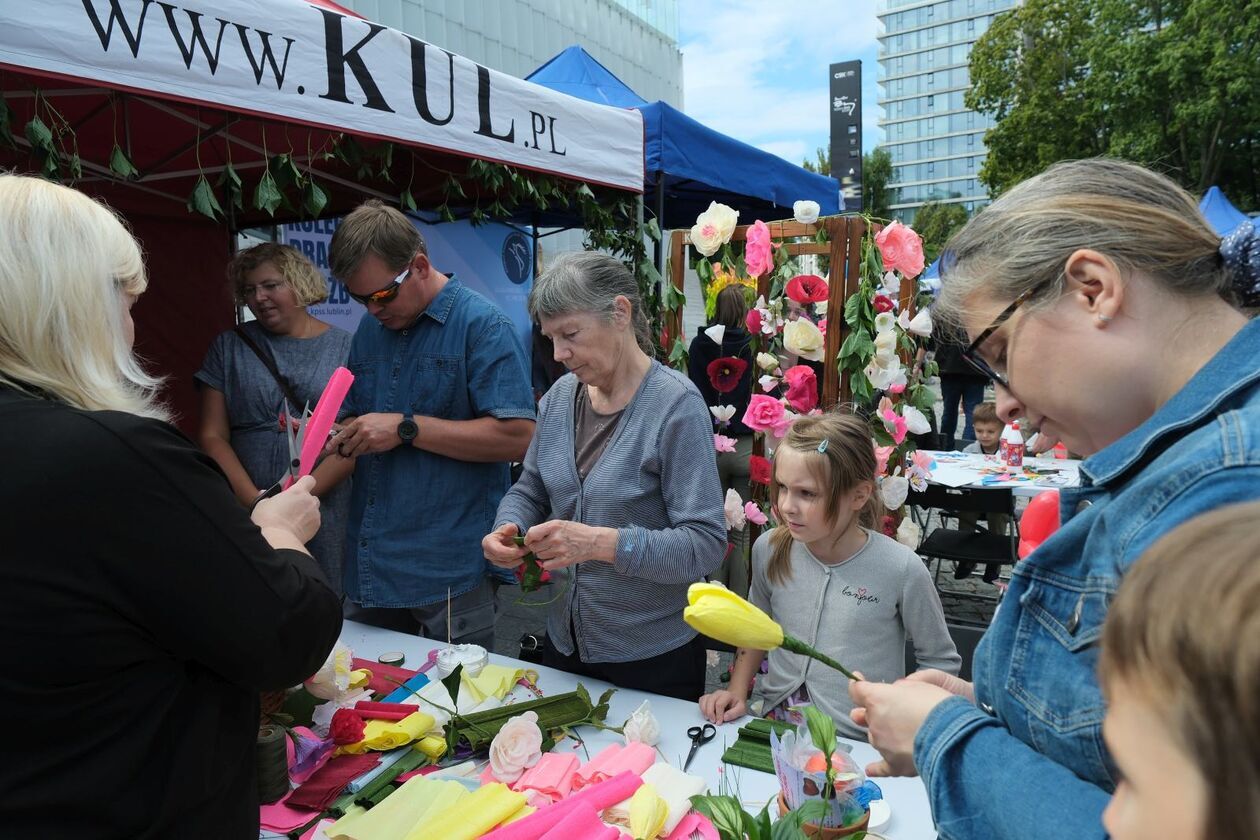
[766,411,884,585]
[329,199,426,281]
[229,243,328,306]
[1099,501,1260,839]
[935,158,1233,329]
[0,174,168,421]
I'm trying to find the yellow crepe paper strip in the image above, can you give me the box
[339,711,436,754]
[326,777,466,840]
[629,783,669,840]
[405,782,526,840]
[415,734,447,761]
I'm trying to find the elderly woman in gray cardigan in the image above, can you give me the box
[483,252,726,700]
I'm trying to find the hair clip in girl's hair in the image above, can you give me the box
[817,438,829,454]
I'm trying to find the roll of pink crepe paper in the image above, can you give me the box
[571,742,655,791]
[515,752,581,804]
[287,366,353,487]
[477,770,643,840]
[538,802,624,840]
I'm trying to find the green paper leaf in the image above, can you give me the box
[400,188,417,213]
[597,688,615,710]
[668,337,688,371]
[645,216,662,242]
[68,152,82,180]
[440,662,463,707]
[574,683,591,709]
[24,115,53,150]
[218,162,243,210]
[187,174,223,220]
[661,279,686,313]
[302,178,328,218]
[253,170,283,216]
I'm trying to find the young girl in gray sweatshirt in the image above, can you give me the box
[699,412,960,739]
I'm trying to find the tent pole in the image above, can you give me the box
[653,171,665,279]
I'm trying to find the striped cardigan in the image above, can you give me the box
[494,361,726,663]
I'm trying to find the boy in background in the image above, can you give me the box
[956,401,1011,582]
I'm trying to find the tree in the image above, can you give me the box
[968,0,1260,209]
[863,147,892,219]
[912,201,969,261]
[801,147,830,175]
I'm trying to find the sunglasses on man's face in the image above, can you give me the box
[348,265,410,306]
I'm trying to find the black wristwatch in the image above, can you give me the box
[397,416,418,444]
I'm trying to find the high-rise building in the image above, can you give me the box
[876,0,1018,223]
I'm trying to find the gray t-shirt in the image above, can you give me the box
[748,528,961,738]
[195,321,353,594]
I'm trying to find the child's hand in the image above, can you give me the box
[699,690,747,724]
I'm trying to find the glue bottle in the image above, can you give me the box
[1002,421,1025,468]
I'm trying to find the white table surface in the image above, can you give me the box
[339,621,937,839]
[922,450,1080,498]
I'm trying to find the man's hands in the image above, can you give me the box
[326,413,408,459]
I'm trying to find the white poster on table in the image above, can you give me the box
[284,218,534,362]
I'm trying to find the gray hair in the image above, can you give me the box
[935,158,1233,329]
[529,252,652,353]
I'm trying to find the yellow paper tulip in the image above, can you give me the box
[629,783,669,840]
[684,582,784,650]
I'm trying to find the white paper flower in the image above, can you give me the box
[880,475,909,509]
[724,489,746,530]
[305,642,354,700]
[710,404,736,424]
[756,352,780,372]
[879,271,901,298]
[623,700,662,747]
[874,329,897,360]
[759,374,780,393]
[814,300,828,317]
[898,307,933,337]
[793,200,821,224]
[689,202,740,257]
[895,517,921,548]
[783,319,825,362]
[908,466,930,492]
[489,710,543,784]
[704,324,726,346]
[874,311,897,334]
[865,357,908,392]
[902,405,932,434]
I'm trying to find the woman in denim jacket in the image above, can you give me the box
[849,158,1260,840]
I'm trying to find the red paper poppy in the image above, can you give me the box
[873,295,895,313]
[785,274,829,304]
[330,709,366,745]
[707,356,749,393]
[749,455,772,485]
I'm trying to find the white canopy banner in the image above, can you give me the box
[0,0,645,191]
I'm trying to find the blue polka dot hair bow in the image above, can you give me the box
[1220,220,1260,308]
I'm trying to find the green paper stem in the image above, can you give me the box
[781,635,861,682]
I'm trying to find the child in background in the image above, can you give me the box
[1098,501,1260,840]
[698,412,960,738]
[955,401,1013,583]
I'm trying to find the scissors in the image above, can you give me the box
[683,723,715,772]
[250,400,310,512]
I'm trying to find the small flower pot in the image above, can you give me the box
[778,792,871,839]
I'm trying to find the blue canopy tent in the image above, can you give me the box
[527,46,840,232]
[1199,186,1251,236]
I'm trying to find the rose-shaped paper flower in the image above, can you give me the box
[710,404,735,425]
[873,311,897,334]
[818,318,827,334]
[706,356,748,394]
[899,307,933,337]
[630,783,670,840]
[881,514,898,538]
[772,408,798,439]
[880,408,908,444]
[749,454,772,485]
[330,708,366,746]
[724,488,746,531]
[783,319,825,362]
[874,220,925,278]
[744,502,768,526]
[902,405,932,435]
[742,394,786,434]
[896,517,922,548]
[758,374,780,393]
[865,356,907,392]
[305,642,354,700]
[745,220,773,278]
[890,382,906,394]
[782,365,818,414]
[488,710,543,784]
[908,465,930,492]
[622,700,661,747]
[874,329,897,359]
[873,294,895,314]
[745,308,762,334]
[714,433,737,453]
[756,352,780,372]
[874,444,894,477]
[689,202,739,257]
[880,474,909,509]
[785,274,829,304]
[793,200,821,224]
[910,449,935,473]
[703,324,726,346]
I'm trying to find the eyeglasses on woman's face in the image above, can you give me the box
[960,286,1040,390]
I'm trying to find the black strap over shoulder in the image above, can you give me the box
[233,325,303,411]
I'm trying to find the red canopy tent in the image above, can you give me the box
[0,0,643,433]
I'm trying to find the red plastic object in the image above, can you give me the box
[1019,490,1061,558]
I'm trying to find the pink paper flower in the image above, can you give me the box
[714,434,737,453]
[880,408,908,444]
[744,502,768,526]
[742,393,786,434]
[745,220,773,278]
[910,449,935,473]
[782,365,818,414]
[874,444,895,477]
[818,318,827,334]
[889,383,906,394]
[874,221,925,279]
[745,308,762,334]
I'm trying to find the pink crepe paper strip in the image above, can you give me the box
[515,752,580,804]
[477,770,643,840]
[286,366,353,487]
[538,802,623,840]
[571,742,655,791]
[665,812,720,840]
[259,792,320,833]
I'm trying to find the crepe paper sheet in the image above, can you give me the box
[346,748,410,794]
[353,749,430,805]
[351,658,421,697]
[604,763,705,835]
[291,727,337,785]
[572,742,655,791]
[537,802,622,840]
[288,754,382,812]
[327,776,468,840]
[404,782,526,840]
[338,712,435,754]
[260,792,322,833]
[300,818,339,840]
[515,752,581,804]
[462,663,527,704]
[478,771,644,840]
[293,366,353,484]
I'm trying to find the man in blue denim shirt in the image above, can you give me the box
[848,160,1260,840]
[323,201,534,646]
